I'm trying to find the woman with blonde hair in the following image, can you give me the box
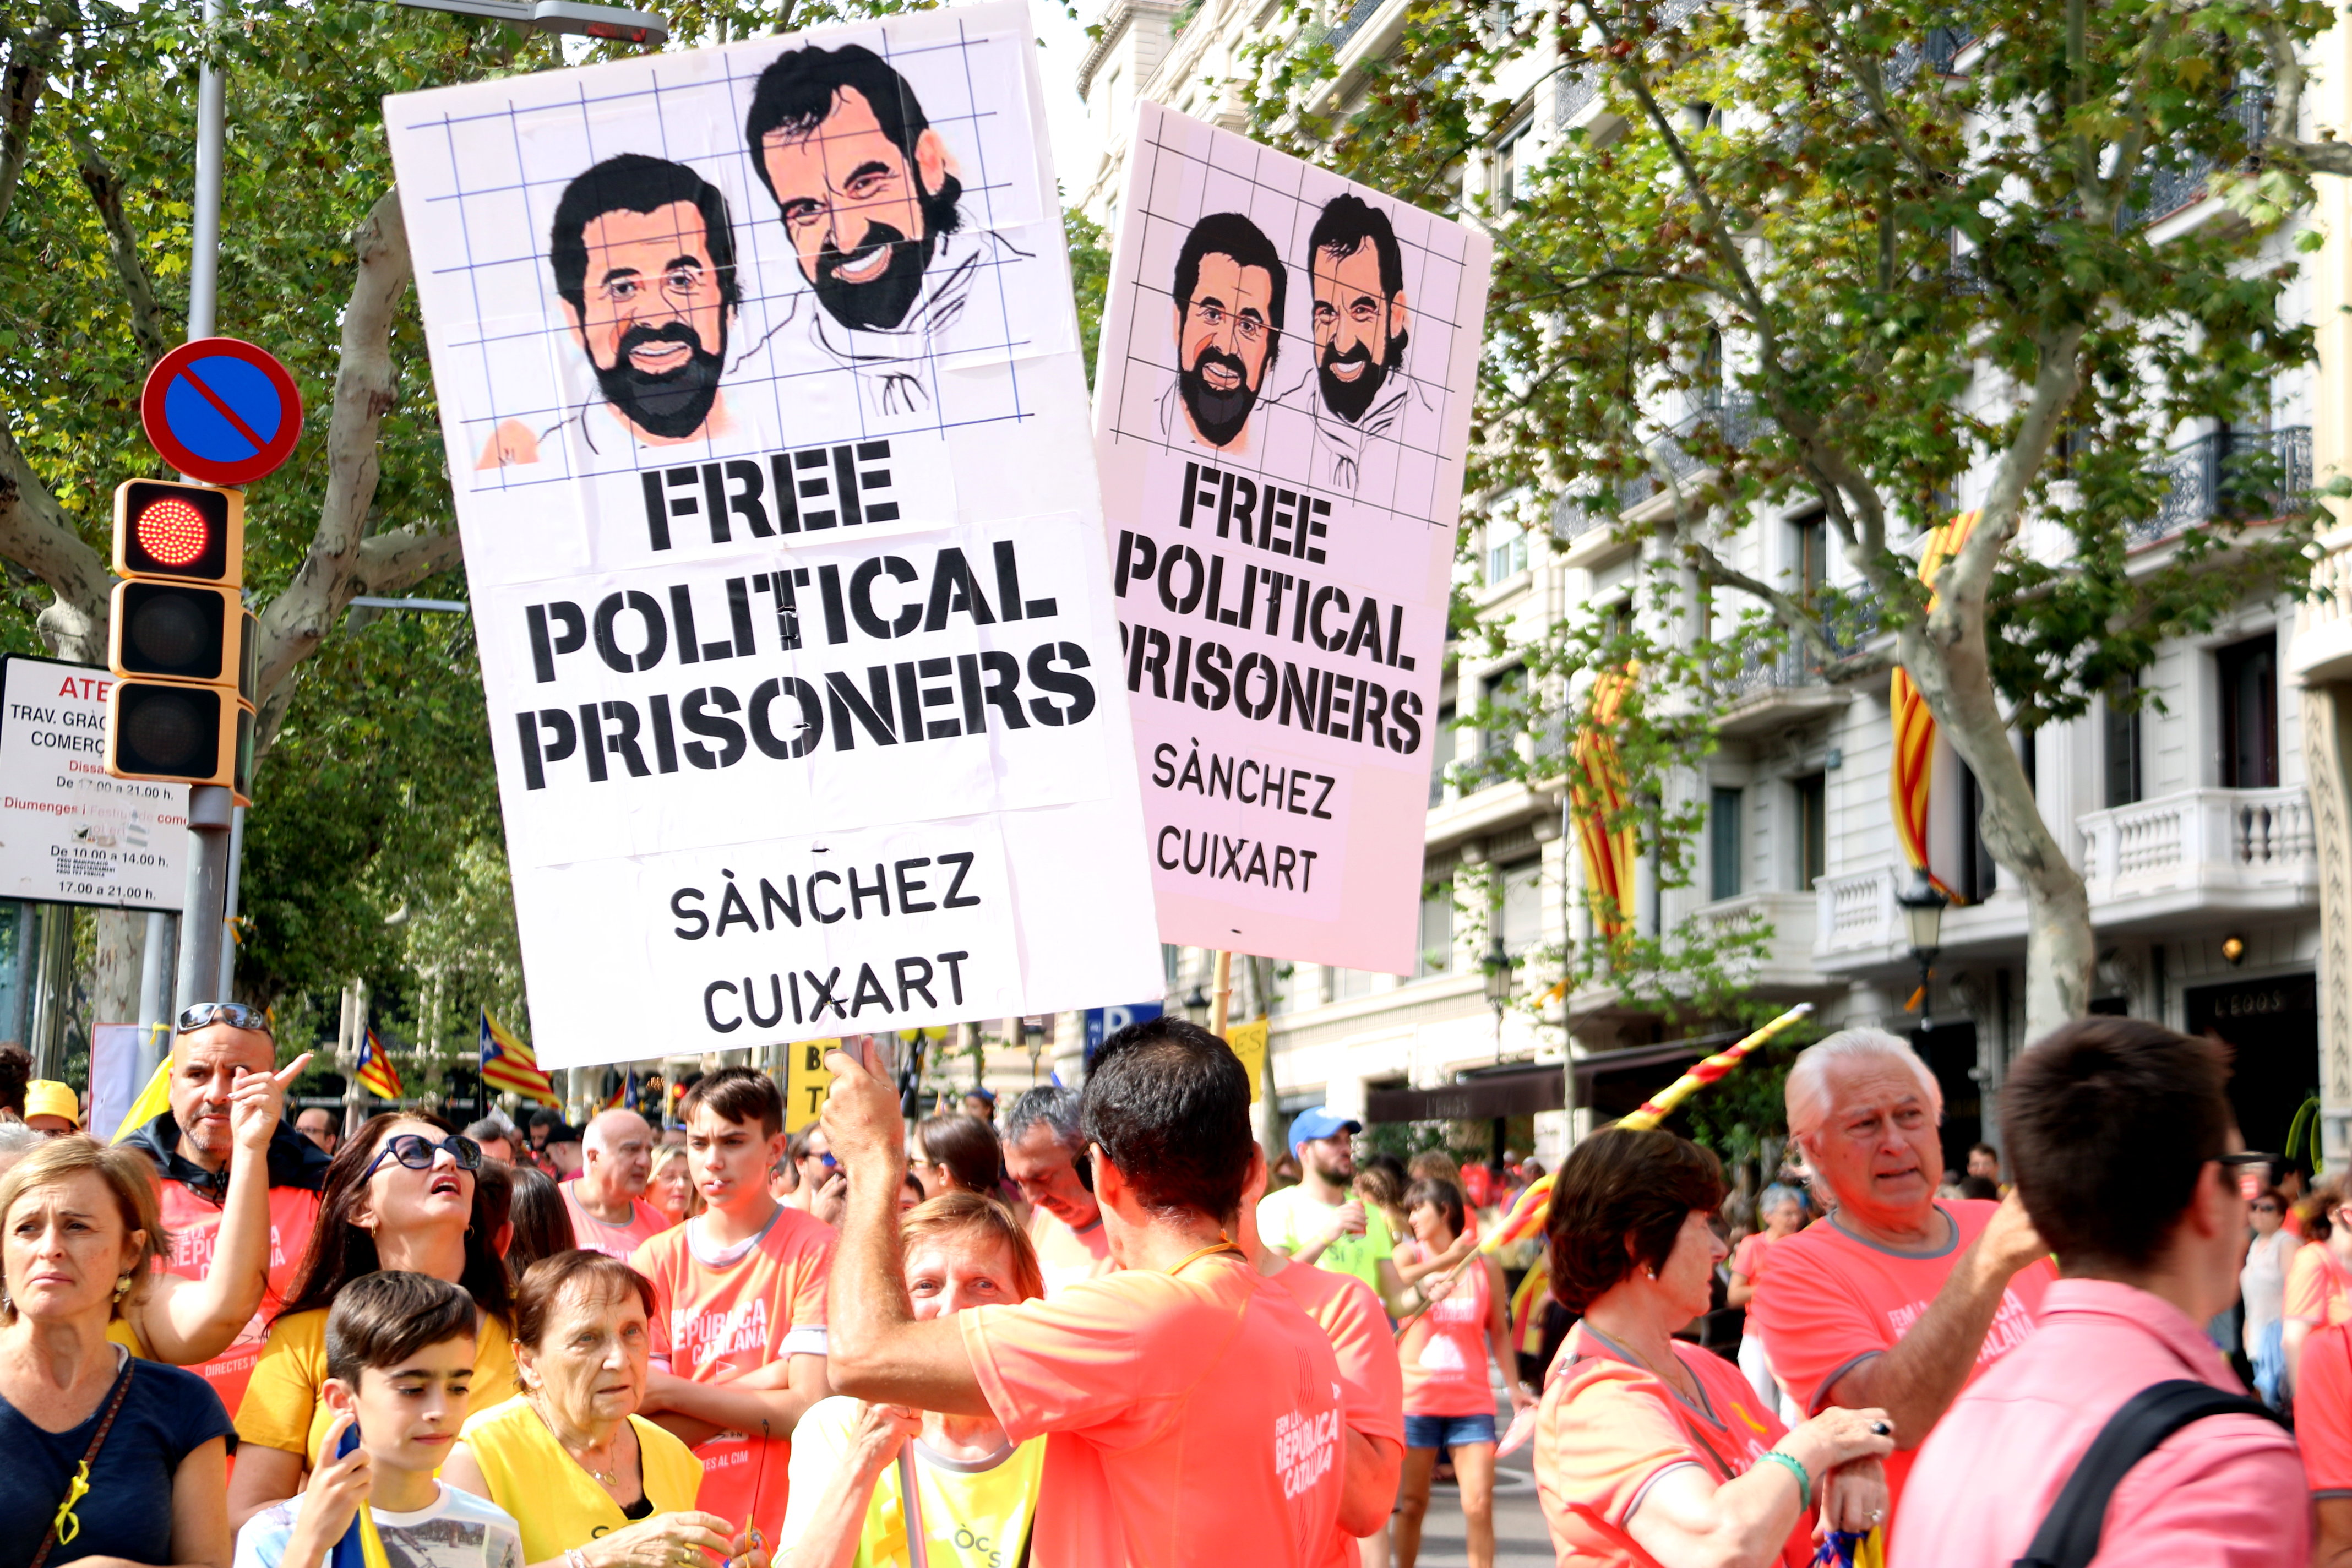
[781,1191,1048,1568]
[0,1135,235,1568]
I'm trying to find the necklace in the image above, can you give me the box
[531,1395,623,1487]
[1586,1321,1700,1406]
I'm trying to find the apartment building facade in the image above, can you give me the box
[1074,0,2348,1172]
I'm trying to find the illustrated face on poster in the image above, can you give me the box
[1095,102,1493,976]
[387,4,1159,1069]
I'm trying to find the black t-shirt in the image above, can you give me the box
[0,1353,235,1568]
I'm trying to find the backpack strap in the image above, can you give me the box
[2014,1379,2286,1568]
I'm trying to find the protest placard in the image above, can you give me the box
[385,2,1161,1067]
[1093,104,1494,974]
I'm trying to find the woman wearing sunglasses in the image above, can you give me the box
[226,1112,516,1530]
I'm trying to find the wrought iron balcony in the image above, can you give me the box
[2135,426,2312,545]
[1321,0,1387,53]
[1616,393,1772,509]
[2123,91,2270,226]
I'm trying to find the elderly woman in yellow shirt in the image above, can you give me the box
[444,1250,755,1568]
[228,1113,520,1528]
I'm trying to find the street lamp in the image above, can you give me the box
[396,0,668,46]
[1182,985,1210,1027]
[1894,867,1950,1031]
[1483,934,1516,1061]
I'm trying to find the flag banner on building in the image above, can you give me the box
[480,1010,559,1106]
[1090,102,1494,974]
[1888,510,1980,901]
[1572,666,1640,943]
[355,1027,404,1100]
[384,1,1161,1066]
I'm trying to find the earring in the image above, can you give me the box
[113,1273,132,1301]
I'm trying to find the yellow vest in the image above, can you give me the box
[457,1393,706,1566]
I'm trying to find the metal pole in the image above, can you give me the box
[215,804,244,999]
[137,910,172,1084]
[188,0,225,342]
[9,902,32,1048]
[1209,949,1234,1041]
[1558,786,1576,1142]
[173,787,235,1009]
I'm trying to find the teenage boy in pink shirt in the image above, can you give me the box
[819,1019,1347,1568]
[1893,1017,2305,1565]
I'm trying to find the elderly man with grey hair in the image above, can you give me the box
[1746,1027,2056,1521]
[1001,1085,1114,1294]
[558,1106,673,1257]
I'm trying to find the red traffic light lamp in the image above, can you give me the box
[106,477,254,801]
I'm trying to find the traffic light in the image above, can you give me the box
[107,479,255,801]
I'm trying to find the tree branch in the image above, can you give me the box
[1795,0,1937,183]
[0,415,115,661]
[1681,536,1847,668]
[2258,21,2352,177]
[71,130,172,363]
[253,188,413,701]
[0,15,63,229]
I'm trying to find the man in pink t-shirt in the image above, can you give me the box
[1749,1030,2055,1511]
[562,1108,672,1259]
[1894,1017,2305,1565]
[820,1019,1347,1568]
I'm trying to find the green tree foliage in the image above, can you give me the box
[1251,0,2344,1033]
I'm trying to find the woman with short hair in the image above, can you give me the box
[1533,1128,1892,1568]
[228,1112,516,1528]
[780,1193,1046,1568]
[0,1136,234,1568]
[444,1251,750,1568]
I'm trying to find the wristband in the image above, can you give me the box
[1755,1449,1811,1512]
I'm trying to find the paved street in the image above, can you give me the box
[1384,1386,1551,1568]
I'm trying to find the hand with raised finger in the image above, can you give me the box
[820,1038,905,1182]
[230,1050,313,1157]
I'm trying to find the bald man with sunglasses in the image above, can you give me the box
[126,1002,330,1418]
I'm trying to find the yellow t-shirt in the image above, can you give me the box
[780,1395,1043,1568]
[457,1393,705,1565]
[235,1304,516,1461]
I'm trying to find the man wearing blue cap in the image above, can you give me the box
[1257,1106,1403,1305]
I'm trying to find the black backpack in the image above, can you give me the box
[2013,1379,2288,1568]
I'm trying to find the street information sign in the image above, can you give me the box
[140,338,305,487]
[385,2,1162,1066]
[0,656,187,910]
[1093,103,1494,973]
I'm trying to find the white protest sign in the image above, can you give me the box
[385,2,1162,1068]
[1093,104,1493,974]
[0,657,186,910]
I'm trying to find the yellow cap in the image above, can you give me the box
[24,1079,80,1127]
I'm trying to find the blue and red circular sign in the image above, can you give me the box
[140,337,303,487]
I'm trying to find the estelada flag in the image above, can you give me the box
[479,1010,558,1107]
[355,1028,404,1101]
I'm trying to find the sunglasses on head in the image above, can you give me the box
[176,1001,271,1036]
[360,1133,483,1184]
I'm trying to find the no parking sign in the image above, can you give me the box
[140,338,303,487]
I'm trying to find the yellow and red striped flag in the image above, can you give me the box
[478,1010,558,1107]
[1571,666,1640,944]
[355,1027,404,1101]
[1890,511,1980,902]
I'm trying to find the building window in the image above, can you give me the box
[1481,665,1525,780]
[1416,880,1454,977]
[1429,702,1457,807]
[2217,632,2279,788]
[1958,761,1997,901]
[1485,519,1528,584]
[1792,773,1826,889]
[1333,966,1376,1001]
[1498,855,1544,954]
[1493,115,1531,209]
[1710,786,1743,900]
[2103,673,2142,808]
[1789,510,1827,605]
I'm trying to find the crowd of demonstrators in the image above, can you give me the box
[999,1086,1113,1296]
[2286,1174,2352,1392]
[1745,1030,2056,1512]
[1896,1017,2306,1564]
[562,1110,669,1261]
[448,1252,745,1568]
[129,1004,332,1414]
[2242,1183,2297,1406]
[784,1126,845,1228]
[819,1019,1352,1567]
[1532,1126,1896,1567]
[233,1271,524,1568]
[1728,1185,1807,1413]
[909,1112,1005,1202]
[780,1193,1048,1568]
[0,1136,237,1568]
[629,1068,835,1546]
[1260,1107,1410,1313]
[1391,1178,1525,1568]
[230,1110,519,1527]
